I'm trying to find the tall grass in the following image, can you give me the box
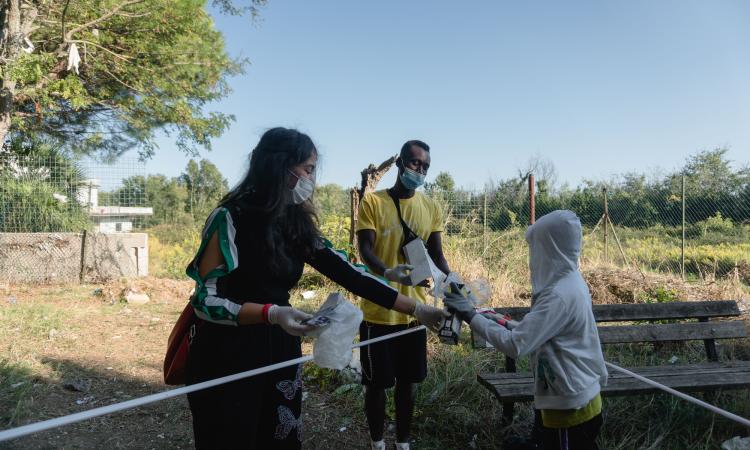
[147,223,200,279]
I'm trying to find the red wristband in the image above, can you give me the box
[261,303,273,324]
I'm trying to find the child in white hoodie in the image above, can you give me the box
[445,210,608,450]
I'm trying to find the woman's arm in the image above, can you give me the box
[307,243,448,328]
[307,243,398,309]
[195,231,263,325]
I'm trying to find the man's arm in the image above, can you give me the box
[357,229,388,276]
[426,231,450,275]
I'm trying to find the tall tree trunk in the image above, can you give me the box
[348,155,397,260]
[0,0,22,146]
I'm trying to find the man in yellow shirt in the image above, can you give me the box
[356,140,452,450]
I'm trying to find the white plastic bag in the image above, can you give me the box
[430,272,491,307]
[311,293,363,370]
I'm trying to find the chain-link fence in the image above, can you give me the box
[430,172,750,285]
[0,152,151,283]
[0,152,150,233]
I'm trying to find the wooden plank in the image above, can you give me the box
[492,301,740,323]
[597,321,748,344]
[474,321,747,348]
[478,361,750,403]
[594,301,741,322]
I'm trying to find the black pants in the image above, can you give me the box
[186,322,303,449]
[539,413,603,450]
[359,321,427,388]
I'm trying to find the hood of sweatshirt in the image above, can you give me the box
[525,210,582,297]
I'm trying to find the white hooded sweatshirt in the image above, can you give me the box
[469,210,608,410]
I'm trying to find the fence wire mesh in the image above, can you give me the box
[0,153,150,233]
[429,172,750,285]
[0,153,151,283]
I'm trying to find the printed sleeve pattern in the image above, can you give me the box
[185,207,242,325]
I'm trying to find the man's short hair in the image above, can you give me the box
[400,140,430,159]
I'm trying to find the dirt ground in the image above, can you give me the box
[0,277,379,450]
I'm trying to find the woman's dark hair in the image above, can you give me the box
[221,127,319,273]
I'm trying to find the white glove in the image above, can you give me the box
[413,301,450,331]
[383,264,414,285]
[444,271,462,285]
[268,305,315,336]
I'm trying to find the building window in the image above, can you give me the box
[116,223,122,232]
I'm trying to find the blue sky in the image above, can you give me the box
[144,0,750,190]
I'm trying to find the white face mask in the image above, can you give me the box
[288,170,315,204]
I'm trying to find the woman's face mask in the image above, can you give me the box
[400,167,426,190]
[288,170,315,204]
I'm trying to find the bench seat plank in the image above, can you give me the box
[598,321,748,344]
[473,321,748,349]
[494,301,740,323]
[478,361,750,403]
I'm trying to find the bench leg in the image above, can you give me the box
[501,355,518,424]
[501,401,515,425]
[699,318,719,362]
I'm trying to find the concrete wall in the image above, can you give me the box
[95,219,133,233]
[0,232,148,283]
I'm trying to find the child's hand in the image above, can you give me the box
[443,290,477,322]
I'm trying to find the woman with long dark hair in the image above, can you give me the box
[184,127,446,449]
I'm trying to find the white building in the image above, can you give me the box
[77,179,154,233]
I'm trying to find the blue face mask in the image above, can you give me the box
[400,168,425,190]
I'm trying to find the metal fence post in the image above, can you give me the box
[483,186,488,257]
[603,187,609,262]
[529,174,535,225]
[682,175,686,280]
[79,229,88,283]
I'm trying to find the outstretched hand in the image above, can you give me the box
[383,264,415,285]
[413,302,450,331]
[443,290,477,323]
[268,306,316,337]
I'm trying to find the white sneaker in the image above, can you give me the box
[395,443,410,450]
[371,440,385,450]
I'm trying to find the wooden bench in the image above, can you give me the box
[472,300,750,423]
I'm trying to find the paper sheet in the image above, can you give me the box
[403,239,432,286]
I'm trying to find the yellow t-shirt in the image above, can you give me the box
[541,394,602,429]
[356,189,444,325]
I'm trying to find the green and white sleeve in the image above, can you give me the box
[185,207,241,325]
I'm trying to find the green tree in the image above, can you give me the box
[667,148,745,223]
[146,175,190,225]
[682,148,739,197]
[110,175,147,207]
[425,171,456,194]
[0,139,89,231]
[314,183,349,218]
[179,158,228,220]
[0,0,264,158]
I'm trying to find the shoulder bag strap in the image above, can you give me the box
[387,189,420,245]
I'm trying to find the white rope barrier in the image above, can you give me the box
[3,325,748,443]
[604,361,750,428]
[0,326,426,442]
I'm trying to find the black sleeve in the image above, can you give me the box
[306,245,398,310]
